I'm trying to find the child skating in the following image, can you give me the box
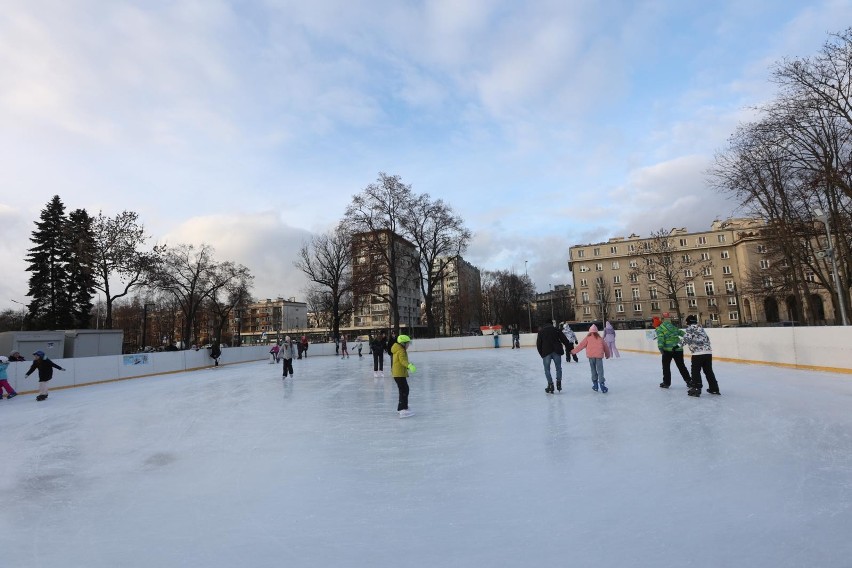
[281,336,294,378]
[571,324,611,393]
[391,335,416,418]
[681,315,721,397]
[25,350,65,401]
[340,335,349,359]
[603,321,620,358]
[0,356,18,399]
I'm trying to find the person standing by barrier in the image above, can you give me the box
[0,356,18,399]
[512,326,521,349]
[371,332,387,377]
[25,350,65,401]
[681,315,721,397]
[603,321,620,358]
[536,319,572,394]
[656,313,690,389]
[209,342,222,367]
[391,335,416,417]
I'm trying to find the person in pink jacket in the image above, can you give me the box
[571,324,612,393]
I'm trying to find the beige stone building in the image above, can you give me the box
[431,255,482,335]
[232,297,308,345]
[568,218,837,326]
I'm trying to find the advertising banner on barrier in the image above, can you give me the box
[123,354,151,366]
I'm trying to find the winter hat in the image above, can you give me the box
[588,324,599,333]
[0,356,7,363]
[686,315,698,325]
[662,312,671,319]
[397,334,412,344]
[33,350,45,358]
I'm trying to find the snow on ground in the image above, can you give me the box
[2,347,851,567]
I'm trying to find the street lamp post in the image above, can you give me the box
[814,208,849,325]
[10,299,25,331]
[549,284,554,323]
[141,303,155,351]
[525,261,532,332]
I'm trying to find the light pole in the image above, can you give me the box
[525,261,532,332]
[549,283,554,323]
[141,303,155,351]
[10,299,25,331]
[814,208,849,325]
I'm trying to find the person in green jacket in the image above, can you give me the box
[656,313,691,389]
[391,335,416,418]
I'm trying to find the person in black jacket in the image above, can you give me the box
[370,332,387,377]
[536,320,572,394]
[25,350,65,401]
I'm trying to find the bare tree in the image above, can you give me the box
[401,194,471,337]
[630,229,712,321]
[294,222,353,339]
[92,211,158,328]
[593,277,613,322]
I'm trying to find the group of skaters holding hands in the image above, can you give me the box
[536,313,720,397]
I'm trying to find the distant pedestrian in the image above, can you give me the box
[512,326,521,349]
[0,356,18,400]
[536,319,572,394]
[391,335,416,418]
[681,315,721,397]
[561,324,579,363]
[335,335,340,355]
[301,335,309,358]
[656,313,691,389]
[25,350,65,401]
[603,321,620,358]
[281,336,294,378]
[340,335,349,359]
[209,342,222,367]
[8,351,25,362]
[571,324,612,393]
[371,332,387,377]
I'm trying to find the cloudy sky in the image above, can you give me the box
[2,0,850,310]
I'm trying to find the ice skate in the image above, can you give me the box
[592,381,598,392]
[556,379,562,392]
[687,388,700,397]
[7,392,17,399]
[706,389,721,395]
[545,383,554,394]
[659,383,669,389]
[36,394,47,401]
[600,383,608,393]
[398,409,414,418]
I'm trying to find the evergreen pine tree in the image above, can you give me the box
[26,195,72,329]
[66,208,96,328]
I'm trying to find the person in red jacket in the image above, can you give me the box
[25,350,65,401]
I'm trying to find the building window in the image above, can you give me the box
[650,301,660,311]
[806,272,815,283]
[613,275,621,284]
[649,287,658,299]
[629,260,638,268]
[727,296,737,306]
[670,300,677,309]
[709,313,719,322]
[610,246,618,254]
[729,311,739,320]
[679,238,688,246]
[702,267,712,277]
[718,235,726,243]
[698,236,707,245]
[596,263,603,271]
[686,283,696,296]
[577,249,585,258]
[583,306,591,315]
[701,252,710,261]
[707,297,717,307]
[763,276,773,288]
[596,276,604,285]
[759,259,770,270]
[648,273,656,281]
[614,289,623,300]
[581,292,590,303]
[632,287,641,300]
[720,251,729,259]
[704,281,715,295]
[684,269,693,278]
[612,261,620,270]
[688,299,698,308]
[580,265,589,272]
[617,304,625,313]
[629,244,636,252]
[634,303,642,312]
[593,247,601,256]
[757,245,767,253]
[580,278,588,287]
[682,254,691,262]
[722,266,732,275]
[629,274,638,283]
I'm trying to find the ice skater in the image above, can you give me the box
[511,326,520,349]
[340,335,349,359]
[603,321,620,358]
[681,315,721,396]
[281,336,294,378]
[0,356,18,399]
[269,343,280,364]
[656,313,691,389]
[371,332,386,377]
[25,350,65,401]
[209,342,222,367]
[391,335,416,417]
[571,324,611,392]
[561,324,579,362]
[536,319,572,394]
[356,339,363,358]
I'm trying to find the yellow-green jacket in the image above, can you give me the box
[391,342,410,377]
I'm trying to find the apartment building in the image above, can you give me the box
[351,230,422,333]
[568,218,835,326]
[431,255,482,335]
[232,297,307,345]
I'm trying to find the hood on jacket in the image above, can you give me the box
[588,324,599,334]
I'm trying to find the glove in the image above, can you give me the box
[407,363,416,373]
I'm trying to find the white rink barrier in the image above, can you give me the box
[4,327,851,394]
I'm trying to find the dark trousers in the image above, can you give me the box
[661,350,691,386]
[690,354,719,391]
[394,377,409,411]
[282,359,294,377]
[373,351,384,372]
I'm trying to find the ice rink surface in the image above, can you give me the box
[2,347,851,568]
